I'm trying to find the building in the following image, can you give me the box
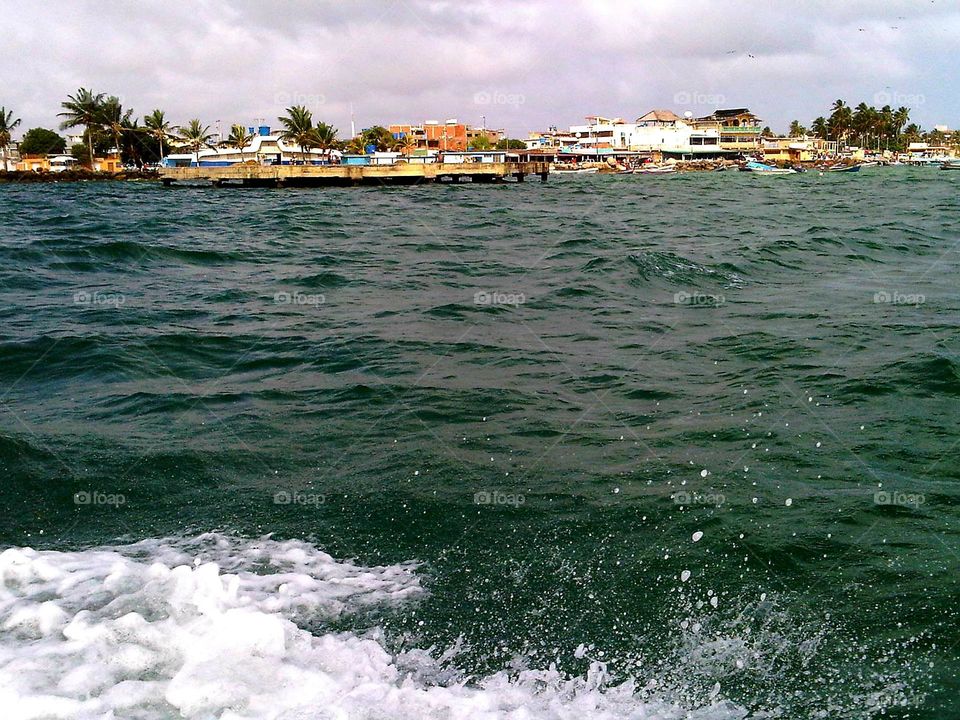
[162,125,341,167]
[689,109,763,153]
[760,137,834,163]
[16,153,118,172]
[387,120,504,151]
[536,110,727,159]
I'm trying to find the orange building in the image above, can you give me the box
[388,120,503,151]
[16,153,122,173]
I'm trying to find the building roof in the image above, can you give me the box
[710,108,754,118]
[636,109,682,123]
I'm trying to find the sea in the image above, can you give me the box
[1,167,958,719]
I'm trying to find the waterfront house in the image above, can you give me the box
[16,153,118,172]
[690,109,762,153]
[760,137,833,163]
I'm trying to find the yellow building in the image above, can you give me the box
[690,108,762,153]
[761,137,833,163]
[16,153,121,172]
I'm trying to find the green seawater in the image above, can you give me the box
[1,168,958,718]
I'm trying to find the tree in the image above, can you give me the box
[496,138,526,150]
[0,107,22,170]
[469,134,493,150]
[344,135,366,154]
[99,95,134,163]
[226,124,255,163]
[313,122,339,161]
[19,127,66,155]
[827,99,852,144]
[760,126,774,138]
[176,118,215,165]
[392,133,417,154]
[58,88,105,169]
[70,142,91,167]
[360,125,394,152]
[278,105,316,163]
[810,117,828,139]
[788,120,806,138]
[143,109,172,163]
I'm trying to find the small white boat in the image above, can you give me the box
[552,167,599,175]
[740,161,796,174]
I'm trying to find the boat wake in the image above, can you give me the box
[0,533,917,719]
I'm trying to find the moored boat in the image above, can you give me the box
[740,160,796,174]
[941,161,960,170]
[826,163,861,173]
[553,167,599,175]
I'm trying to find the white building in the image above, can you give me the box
[559,110,724,157]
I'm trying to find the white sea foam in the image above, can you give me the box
[0,533,753,719]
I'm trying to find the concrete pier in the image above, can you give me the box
[159,161,550,187]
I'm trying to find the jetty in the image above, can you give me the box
[159,161,550,187]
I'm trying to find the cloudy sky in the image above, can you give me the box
[2,0,958,139]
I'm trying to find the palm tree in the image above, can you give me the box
[58,88,105,169]
[392,133,417,155]
[344,135,366,154]
[226,124,255,164]
[788,120,806,138]
[893,107,910,149]
[100,96,134,164]
[0,107,21,172]
[176,119,215,165]
[828,100,853,144]
[810,117,828,139]
[143,109,172,163]
[278,105,316,164]
[313,122,339,162]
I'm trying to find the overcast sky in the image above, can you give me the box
[2,0,958,139]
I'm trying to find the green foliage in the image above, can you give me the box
[469,134,493,150]
[19,128,66,155]
[496,138,526,149]
[70,142,90,165]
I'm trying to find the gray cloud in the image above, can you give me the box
[2,0,957,139]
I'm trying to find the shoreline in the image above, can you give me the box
[0,169,159,184]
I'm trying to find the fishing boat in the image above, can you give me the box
[552,167,599,175]
[941,161,960,170]
[826,163,861,173]
[740,161,796,174]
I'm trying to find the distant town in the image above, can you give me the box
[0,88,958,177]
